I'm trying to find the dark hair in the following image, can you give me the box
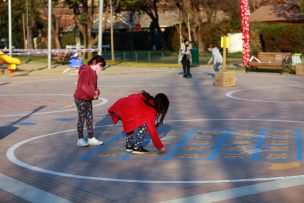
[88,55,106,67]
[141,90,169,127]
[208,44,214,48]
[183,39,189,43]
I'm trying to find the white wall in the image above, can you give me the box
[227,33,243,53]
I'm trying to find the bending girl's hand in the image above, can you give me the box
[159,147,167,153]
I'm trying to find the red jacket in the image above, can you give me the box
[74,65,100,100]
[108,93,164,150]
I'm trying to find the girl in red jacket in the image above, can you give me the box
[108,90,169,154]
[74,55,106,147]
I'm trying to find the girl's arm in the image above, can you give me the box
[146,121,164,151]
[79,70,96,98]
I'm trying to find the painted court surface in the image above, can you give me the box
[0,65,304,203]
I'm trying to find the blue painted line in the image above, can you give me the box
[162,129,196,160]
[120,151,132,160]
[252,128,267,160]
[17,121,36,126]
[53,118,76,122]
[80,133,123,161]
[297,129,302,160]
[207,130,230,160]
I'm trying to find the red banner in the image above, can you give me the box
[240,0,250,67]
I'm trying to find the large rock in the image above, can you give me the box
[296,64,304,76]
[214,71,236,87]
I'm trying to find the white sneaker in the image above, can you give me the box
[88,137,103,146]
[77,138,89,147]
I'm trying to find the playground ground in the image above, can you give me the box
[0,63,304,203]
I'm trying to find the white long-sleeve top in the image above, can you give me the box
[209,47,223,64]
[178,43,192,64]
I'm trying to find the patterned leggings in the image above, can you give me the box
[126,124,148,149]
[75,98,94,139]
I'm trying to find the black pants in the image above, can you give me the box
[74,98,94,139]
[182,58,191,77]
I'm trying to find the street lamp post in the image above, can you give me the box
[8,0,12,56]
[48,0,52,69]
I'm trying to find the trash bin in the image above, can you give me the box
[191,48,199,66]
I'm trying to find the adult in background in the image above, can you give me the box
[178,39,192,78]
[208,44,223,72]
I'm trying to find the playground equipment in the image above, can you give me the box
[62,52,83,73]
[0,51,21,73]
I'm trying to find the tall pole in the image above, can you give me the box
[98,0,104,55]
[110,0,115,62]
[26,0,30,49]
[240,0,250,67]
[48,0,52,69]
[8,0,12,56]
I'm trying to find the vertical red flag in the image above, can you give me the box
[240,0,250,67]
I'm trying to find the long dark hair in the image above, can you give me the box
[141,90,169,127]
[88,55,106,67]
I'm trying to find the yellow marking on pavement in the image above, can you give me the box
[233,140,251,145]
[64,103,74,109]
[184,146,209,151]
[269,146,289,152]
[266,153,289,159]
[268,162,300,170]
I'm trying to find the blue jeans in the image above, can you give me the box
[214,63,222,72]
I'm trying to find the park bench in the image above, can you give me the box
[247,52,292,74]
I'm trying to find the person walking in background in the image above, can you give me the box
[74,55,106,147]
[178,39,192,78]
[108,90,169,154]
[208,44,223,72]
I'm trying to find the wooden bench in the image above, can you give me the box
[248,52,292,74]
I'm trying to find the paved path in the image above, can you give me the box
[1,65,304,202]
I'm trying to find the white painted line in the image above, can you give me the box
[0,94,108,118]
[226,85,304,104]
[159,177,304,203]
[101,81,212,88]
[6,118,304,184]
[0,173,73,203]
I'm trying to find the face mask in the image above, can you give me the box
[91,64,102,73]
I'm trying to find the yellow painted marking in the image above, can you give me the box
[64,103,74,109]
[268,162,301,170]
[272,135,290,139]
[107,146,123,151]
[266,154,289,159]
[191,140,211,144]
[184,146,209,151]
[271,140,290,145]
[227,146,252,151]
[269,146,289,152]
[233,140,251,145]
